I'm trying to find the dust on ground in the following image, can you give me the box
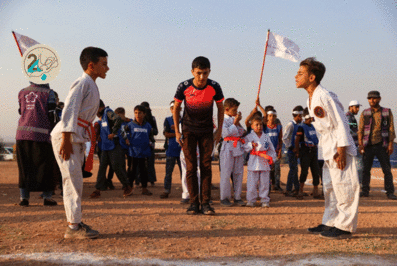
[0,160,397,265]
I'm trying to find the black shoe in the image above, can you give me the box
[387,194,397,200]
[44,199,57,206]
[19,199,29,207]
[320,227,352,239]
[83,171,92,178]
[201,203,215,215]
[180,198,190,204]
[273,186,284,193]
[187,203,200,215]
[360,192,369,197]
[307,224,333,234]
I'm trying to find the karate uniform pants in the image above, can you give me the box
[181,152,200,200]
[220,150,244,200]
[246,170,270,204]
[322,155,360,232]
[52,140,85,224]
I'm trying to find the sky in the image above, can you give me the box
[0,0,397,142]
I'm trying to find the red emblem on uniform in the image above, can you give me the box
[314,106,326,118]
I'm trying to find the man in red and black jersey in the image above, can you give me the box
[173,56,224,215]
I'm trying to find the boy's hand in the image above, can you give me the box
[126,139,130,146]
[214,129,222,144]
[108,133,115,140]
[252,142,258,149]
[175,131,183,146]
[255,98,260,107]
[60,132,73,160]
[234,112,242,125]
[334,147,347,170]
[171,125,175,130]
[293,148,299,158]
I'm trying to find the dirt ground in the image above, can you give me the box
[1,159,397,264]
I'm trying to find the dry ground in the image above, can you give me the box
[0,159,397,264]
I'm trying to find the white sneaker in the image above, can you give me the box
[246,202,255,207]
[261,202,270,208]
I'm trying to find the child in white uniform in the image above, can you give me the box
[244,117,277,207]
[220,98,246,206]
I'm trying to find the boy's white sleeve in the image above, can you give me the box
[282,121,293,148]
[243,135,253,152]
[324,96,350,148]
[59,80,85,134]
[267,138,277,162]
[222,119,239,138]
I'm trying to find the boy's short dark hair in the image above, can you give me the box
[80,47,108,71]
[251,117,263,124]
[134,105,146,113]
[224,98,240,108]
[300,57,326,85]
[115,107,125,115]
[253,111,263,118]
[292,105,304,118]
[264,105,274,112]
[192,56,210,70]
[99,99,105,108]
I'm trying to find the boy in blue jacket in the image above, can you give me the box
[127,105,153,195]
[160,101,182,198]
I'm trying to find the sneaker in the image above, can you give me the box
[234,199,246,206]
[107,179,115,190]
[43,199,57,206]
[201,203,215,215]
[186,203,200,215]
[150,182,155,187]
[211,184,219,190]
[284,191,295,197]
[83,171,93,178]
[64,222,99,239]
[180,198,190,204]
[273,186,284,193]
[387,194,397,200]
[220,199,233,207]
[307,224,333,234]
[123,186,133,197]
[89,190,101,199]
[320,227,352,239]
[360,192,369,197]
[160,192,169,198]
[261,202,270,208]
[19,199,29,207]
[246,202,255,207]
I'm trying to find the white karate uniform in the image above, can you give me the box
[51,73,100,224]
[220,114,245,200]
[181,147,200,200]
[243,132,277,204]
[308,84,359,232]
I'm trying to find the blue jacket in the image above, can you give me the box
[100,107,116,151]
[127,120,152,158]
[164,116,181,157]
[265,124,282,150]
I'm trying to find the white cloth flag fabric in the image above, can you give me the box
[13,31,40,56]
[266,32,300,62]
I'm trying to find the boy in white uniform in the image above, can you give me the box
[295,57,360,239]
[51,47,109,239]
[244,117,277,207]
[220,98,246,207]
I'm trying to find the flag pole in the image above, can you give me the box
[256,29,270,101]
[12,31,23,57]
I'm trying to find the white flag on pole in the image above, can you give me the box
[266,32,300,62]
[12,31,40,56]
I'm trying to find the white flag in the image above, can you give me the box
[266,32,300,62]
[12,31,40,56]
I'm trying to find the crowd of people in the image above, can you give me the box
[15,48,396,240]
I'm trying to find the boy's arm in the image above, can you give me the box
[151,117,159,136]
[294,127,303,158]
[277,127,283,158]
[163,119,176,138]
[173,101,183,146]
[245,106,257,128]
[215,101,224,144]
